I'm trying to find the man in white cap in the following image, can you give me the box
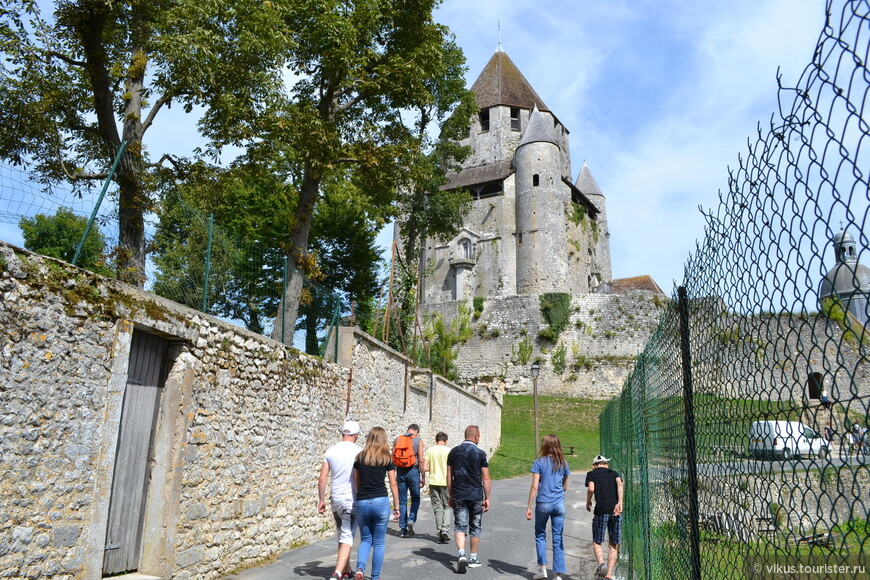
[318,420,363,580]
[584,455,623,579]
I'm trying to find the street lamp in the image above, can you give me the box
[531,362,540,456]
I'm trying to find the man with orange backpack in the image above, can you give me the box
[392,424,425,538]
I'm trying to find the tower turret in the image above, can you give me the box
[515,106,570,294]
[576,163,612,289]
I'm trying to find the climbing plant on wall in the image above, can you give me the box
[538,292,572,342]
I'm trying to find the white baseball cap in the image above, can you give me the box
[592,454,611,465]
[340,420,361,435]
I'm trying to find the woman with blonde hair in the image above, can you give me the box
[353,427,400,580]
[526,434,570,580]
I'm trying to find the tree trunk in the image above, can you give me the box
[272,167,320,344]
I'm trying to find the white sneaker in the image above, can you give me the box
[554,576,563,580]
[533,564,548,579]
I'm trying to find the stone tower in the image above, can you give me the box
[819,228,870,325]
[419,49,611,304]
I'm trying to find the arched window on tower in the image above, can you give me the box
[533,174,540,187]
[479,109,490,132]
[459,238,473,259]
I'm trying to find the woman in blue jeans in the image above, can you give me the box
[353,427,400,580]
[525,434,570,580]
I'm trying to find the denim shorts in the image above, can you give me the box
[331,497,356,545]
[452,499,484,538]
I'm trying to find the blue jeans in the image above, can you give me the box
[534,501,567,573]
[396,466,420,530]
[355,496,390,580]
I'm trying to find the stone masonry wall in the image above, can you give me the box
[0,243,500,580]
[421,291,666,399]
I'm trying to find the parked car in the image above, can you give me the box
[749,420,830,460]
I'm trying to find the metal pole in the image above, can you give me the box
[72,140,127,266]
[531,362,541,455]
[534,375,540,452]
[677,286,702,580]
[201,213,214,312]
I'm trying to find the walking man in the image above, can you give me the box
[318,420,363,580]
[447,425,491,573]
[424,431,451,543]
[585,455,623,579]
[393,423,425,537]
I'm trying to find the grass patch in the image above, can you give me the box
[489,395,608,480]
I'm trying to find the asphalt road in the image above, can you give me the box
[223,475,614,580]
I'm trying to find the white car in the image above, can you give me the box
[749,420,830,460]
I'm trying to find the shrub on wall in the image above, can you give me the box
[538,292,571,342]
[551,344,567,374]
[514,335,534,365]
[473,296,485,319]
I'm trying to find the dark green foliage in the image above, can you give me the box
[19,208,113,277]
[538,292,572,341]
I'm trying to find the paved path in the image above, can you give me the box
[222,476,615,579]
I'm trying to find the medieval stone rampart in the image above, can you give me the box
[0,242,500,580]
[421,291,665,399]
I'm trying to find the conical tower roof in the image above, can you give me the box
[518,105,558,147]
[470,49,551,112]
[576,162,604,197]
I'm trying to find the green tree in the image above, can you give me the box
[0,0,292,285]
[18,207,113,276]
[259,0,475,343]
[151,161,292,335]
[300,175,384,353]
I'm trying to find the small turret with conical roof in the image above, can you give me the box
[515,105,570,294]
[576,162,612,288]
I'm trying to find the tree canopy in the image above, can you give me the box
[0,0,293,285]
[19,206,113,276]
[2,0,475,347]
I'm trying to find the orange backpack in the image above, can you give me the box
[393,434,416,467]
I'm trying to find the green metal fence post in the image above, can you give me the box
[677,286,702,580]
[72,140,127,266]
[637,354,652,580]
[201,213,214,312]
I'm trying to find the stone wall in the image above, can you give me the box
[421,291,665,399]
[0,243,500,580]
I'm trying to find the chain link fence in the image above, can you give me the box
[600,1,870,578]
[0,157,347,355]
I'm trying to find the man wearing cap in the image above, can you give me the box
[584,455,623,579]
[318,420,363,580]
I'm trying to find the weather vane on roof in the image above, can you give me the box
[497,21,502,52]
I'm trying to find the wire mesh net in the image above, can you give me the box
[0,157,346,355]
[600,2,870,578]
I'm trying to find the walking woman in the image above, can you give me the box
[353,427,400,580]
[526,434,571,580]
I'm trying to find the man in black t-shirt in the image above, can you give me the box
[447,425,491,573]
[585,455,623,579]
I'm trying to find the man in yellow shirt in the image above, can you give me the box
[424,431,451,543]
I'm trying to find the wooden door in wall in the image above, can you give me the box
[103,329,168,575]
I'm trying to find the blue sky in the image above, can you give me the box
[2,0,827,295]
[432,0,824,292]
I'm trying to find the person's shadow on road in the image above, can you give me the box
[413,546,457,571]
[291,558,332,577]
[488,558,537,578]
